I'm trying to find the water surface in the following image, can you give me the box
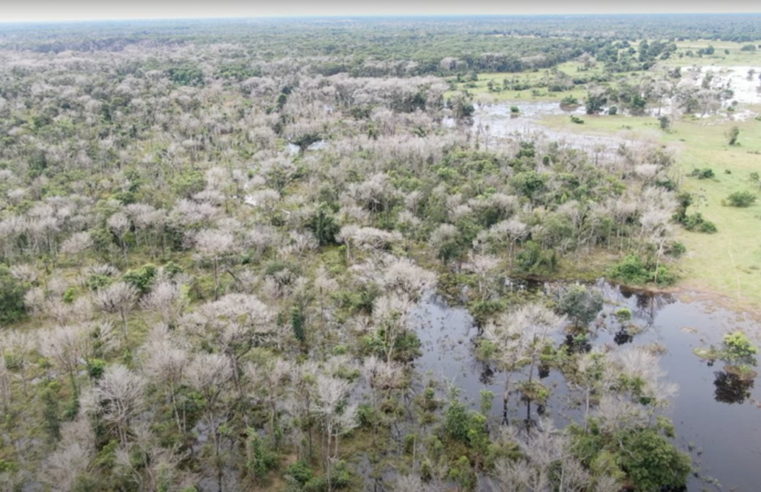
[411,280,761,491]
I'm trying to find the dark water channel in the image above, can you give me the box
[411,280,761,491]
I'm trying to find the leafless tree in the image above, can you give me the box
[94,281,138,340]
[195,228,237,300]
[141,326,190,433]
[60,231,93,264]
[490,218,528,268]
[185,353,233,491]
[372,293,414,364]
[83,364,146,445]
[361,356,402,443]
[182,293,275,392]
[108,212,131,261]
[245,358,292,443]
[140,280,187,326]
[40,416,95,491]
[314,374,358,492]
[381,256,437,301]
[482,303,563,424]
[38,324,89,396]
[488,420,594,492]
[463,254,501,300]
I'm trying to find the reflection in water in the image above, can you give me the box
[633,291,675,327]
[479,364,495,385]
[614,329,634,345]
[714,371,755,404]
[562,333,592,354]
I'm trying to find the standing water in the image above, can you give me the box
[411,280,761,491]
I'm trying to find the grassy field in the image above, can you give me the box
[541,109,761,313]
[667,40,761,67]
[446,61,610,103]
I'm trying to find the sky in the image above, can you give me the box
[1,0,760,23]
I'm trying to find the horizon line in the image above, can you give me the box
[2,11,761,25]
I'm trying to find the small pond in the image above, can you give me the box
[411,280,761,491]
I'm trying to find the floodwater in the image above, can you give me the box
[411,280,761,491]
[684,65,761,105]
[468,102,628,154]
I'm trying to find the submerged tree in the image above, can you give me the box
[557,284,603,330]
[480,303,563,424]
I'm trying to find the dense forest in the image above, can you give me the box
[0,14,759,492]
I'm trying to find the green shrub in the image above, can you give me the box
[0,265,28,325]
[516,241,558,275]
[667,241,687,257]
[726,191,757,207]
[689,167,714,179]
[86,273,112,291]
[87,359,106,380]
[608,255,675,286]
[285,460,313,485]
[122,264,157,295]
[305,203,340,245]
[727,126,740,146]
[62,287,76,304]
[617,428,691,492]
[614,308,632,322]
[683,213,717,233]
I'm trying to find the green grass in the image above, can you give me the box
[445,62,610,103]
[667,40,761,67]
[541,110,761,312]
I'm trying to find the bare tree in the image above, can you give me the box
[185,353,233,492]
[38,324,89,397]
[140,280,187,327]
[314,374,358,492]
[245,358,292,444]
[372,293,414,364]
[490,218,528,268]
[463,253,501,300]
[60,231,93,265]
[94,281,138,341]
[108,212,131,261]
[195,228,237,300]
[40,416,95,491]
[361,356,402,444]
[182,293,275,392]
[381,256,436,301]
[489,421,592,492]
[83,364,145,445]
[141,326,190,433]
[482,303,563,424]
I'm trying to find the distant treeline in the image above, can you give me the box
[0,15,758,77]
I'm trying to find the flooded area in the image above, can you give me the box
[468,102,630,154]
[412,280,761,491]
[684,65,761,105]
